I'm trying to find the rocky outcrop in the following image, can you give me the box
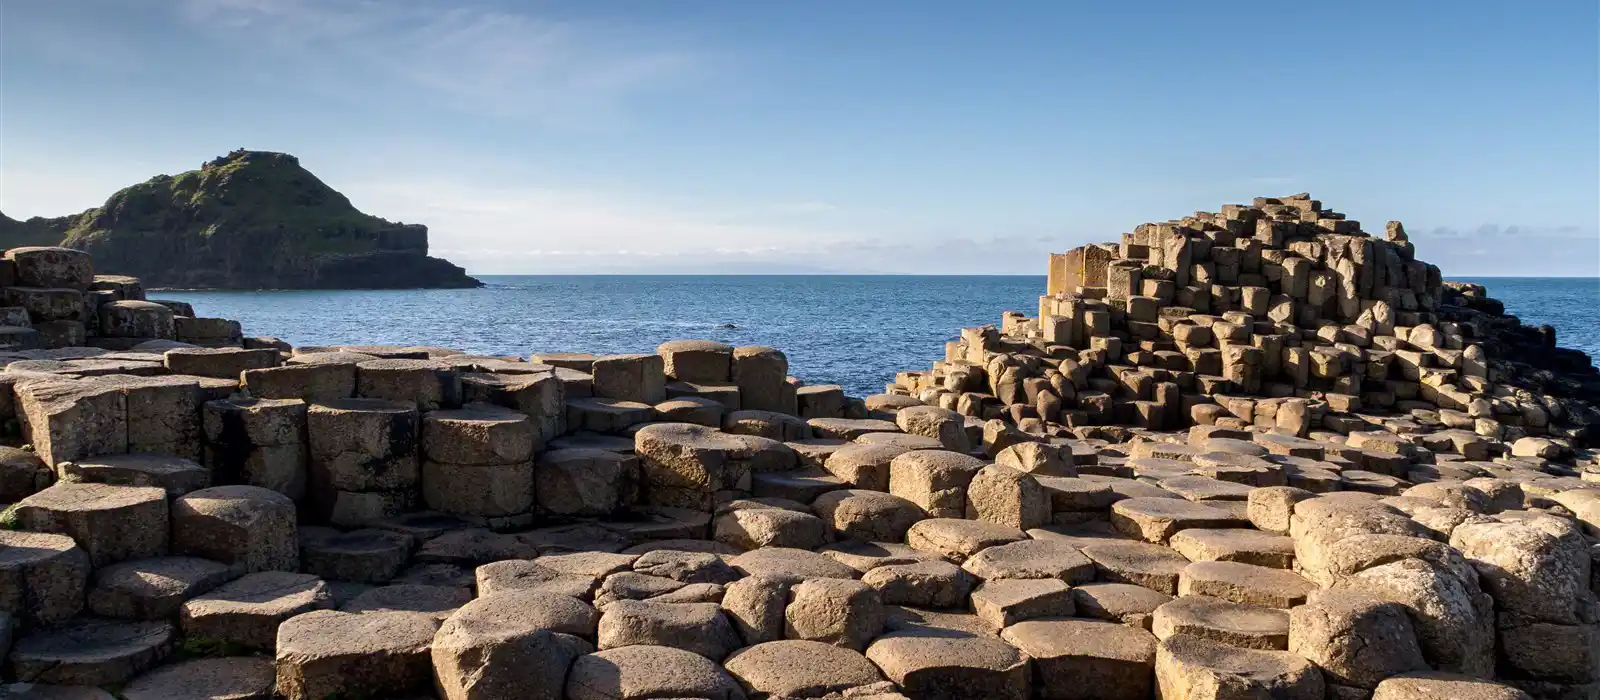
[8,150,479,289]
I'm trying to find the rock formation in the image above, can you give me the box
[0,195,1595,700]
[1,150,480,289]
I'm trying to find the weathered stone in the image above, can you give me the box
[654,396,724,426]
[732,346,790,414]
[172,485,298,574]
[88,556,234,620]
[724,409,812,441]
[862,560,974,608]
[355,358,461,411]
[995,441,1076,477]
[430,590,596,700]
[1169,528,1295,569]
[1341,558,1494,678]
[724,639,885,698]
[181,571,333,650]
[121,656,277,700]
[906,518,1026,563]
[95,374,204,460]
[966,464,1051,530]
[1246,486,1313,534]
[812,489,925,542]
[1178,561,1313,608]
[970,578,1074,630]
[1450,515,1590,624]
[1111,497,1244,544]
[163,347,279,379]
[657,340,734,384]
[961,539,1095,583]
[565,644,746,700]
[61,454,209,496]
[201,397,307,498]
[306,398,419,500]
[598,600,740,660]
[1001,617,1156,700]
[1081,541,1193,594]
[0,445,54,502]
[784,577,884,650]
[7,247,93,290]
[889,449,987,518]
[534,447,639,517]
[1073,582,1175,629]
[13,482,168,567]
[16,379,127,466]
[866,629,1030,700]
[273,609,439,700]
[421,458,534,521]
[0,530,90,625]
[713,506,828,551]
[1372,672,1533,700]
[99,301,174,339]
[243,362,355,403]
[729,547,858,583]
[592,354,667,405]
[1288,589,1429,689]
[796,384,846,419]
[1155,633,1324,700]
[635,423,794,511]
[297,527,411,584]
[1152,595,1290,650]
[9,618,173,687]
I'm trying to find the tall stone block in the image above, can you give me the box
[16,379,128,467]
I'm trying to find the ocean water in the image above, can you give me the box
[157,275,1600,398]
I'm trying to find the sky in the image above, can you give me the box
[2,0,1597,276]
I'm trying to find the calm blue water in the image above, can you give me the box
[156,275,1599,398]
[158,276,1044,397]
[1455,278,1600,360]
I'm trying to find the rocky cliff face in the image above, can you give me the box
[8,150,480,289]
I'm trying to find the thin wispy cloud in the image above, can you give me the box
[347,179,1053,274]
[178,0,704,124]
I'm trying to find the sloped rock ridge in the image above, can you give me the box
[0,199,1596,700]
[0,150,480,289]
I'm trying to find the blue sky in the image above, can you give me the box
[3,0,1597,275]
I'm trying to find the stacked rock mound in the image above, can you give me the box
[0,246,245,351]
[0,235,1594,700]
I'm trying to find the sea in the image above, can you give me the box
[155,276,1600,398]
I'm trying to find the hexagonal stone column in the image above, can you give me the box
[657,340,734,383]
[306,398,419,526]
[421,404,536,529]
[431,590,599,700]
[202,397,307,500]
[9,618,174,686]
[90,375,202,461]
[356,358,462,411]
[535,447,640,517]
[274,609,439,700]
[99,300,176,339]
[12,482,168,567]
[7,247,93,289]
[0,529,90,625]
[634,423,795,511]
[15,378,128,467]
[180,571,333,650]
[172,485,299,574]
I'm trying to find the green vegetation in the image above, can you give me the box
[177,634,257,660]
[0,501,20,530]
[61,150,417,259]
[2,149,478,288]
